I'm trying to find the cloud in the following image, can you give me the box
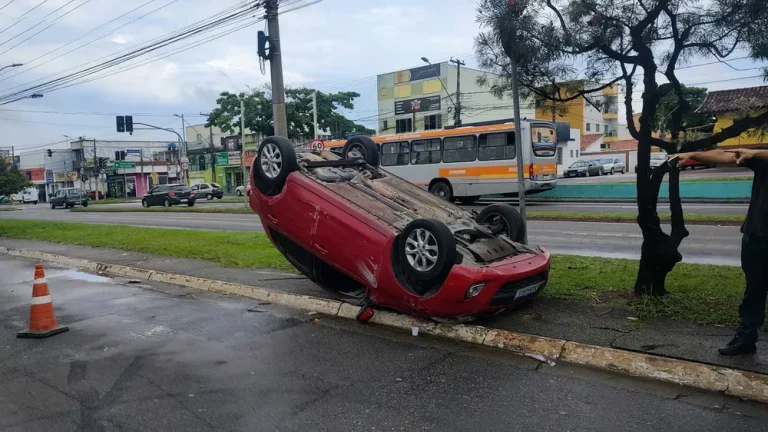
[111,34,129,45]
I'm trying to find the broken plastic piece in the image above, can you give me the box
[524,353,556,366]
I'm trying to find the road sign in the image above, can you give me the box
[126,149,141,155]
[181,161,189,170]
[100,169,105,175]
[151,172,159,184]
[308,139,324,151]
[114,161,135,169]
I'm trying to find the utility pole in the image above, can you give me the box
[265,0,287,137]
[92,139,99,201]
[312,91,318,138]
[241,98,248,206]
[10,146,14,168]
[510,53,528,245]
[449,58,465,127]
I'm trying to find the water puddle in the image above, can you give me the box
[50,270,114,283]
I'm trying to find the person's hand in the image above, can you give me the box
[673,153,694,163]
[725,149,759,165]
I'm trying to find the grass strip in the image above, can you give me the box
[0,219,747,326]
[72,206,251,213]
[0,207,19,211]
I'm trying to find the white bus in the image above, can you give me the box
[324,120,558,204]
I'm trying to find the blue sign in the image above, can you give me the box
[126,149,142,155]
[45,170,53,184]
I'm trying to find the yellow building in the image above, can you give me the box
[696,85,768,148]
[535,83,620,143]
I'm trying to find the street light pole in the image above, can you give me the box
[510,52,528,245]
[241,98,248,206]
[421,57,458,126]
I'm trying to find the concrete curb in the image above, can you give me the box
[5,247,768,404]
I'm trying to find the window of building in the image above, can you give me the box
[478,133,515,161]
[442,136,477,163]
[424,114,442,131]
[196,133,203,144]
[596,124,600,132]
[556,147,564,165]
[394,85,411,99]
[396,118,412,133]
[411,139,441,165]
[576,150,580,157]
[196,155,206,171]
[570,150,574,158]
[586,123,591,132]
[381,141,410,166]
[601,143,611,150]
[423,79,442,94]
[382,120,389,131]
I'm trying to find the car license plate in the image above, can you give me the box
[513,282,545,300]
[180,199,187,203]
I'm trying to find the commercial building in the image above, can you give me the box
[535,84,620,145]
[376,61,536,134]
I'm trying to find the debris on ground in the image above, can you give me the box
[247,307,267,313]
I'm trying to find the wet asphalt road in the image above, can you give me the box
[1,204,743,266]
[2,254,767,431]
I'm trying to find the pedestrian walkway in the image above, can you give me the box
[2,238,765,376]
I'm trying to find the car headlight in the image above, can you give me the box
[465,283,486,299]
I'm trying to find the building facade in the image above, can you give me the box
[376,62,536,134]
[535,84,620,145]
[696,85,768,148]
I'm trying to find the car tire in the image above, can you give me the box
[163,198,171,207]
[398,219,456,282]
[610,168,614,175]
[342,136,380,166]
[82,201,88,207]
[50,202,55,209]
[142,199,150,208]
[476,203,526,243]
[429,181,452,201]
[457,196,480,205]
[33,200,38,205]
[236,189,243,197]
[206,194,212,200]
[187,201,195,207]
[253,136,299,196]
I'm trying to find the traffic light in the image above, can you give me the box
[47,149,52,157]
[125,115,133,133]
[116,116,125,133]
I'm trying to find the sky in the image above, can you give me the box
[0,0,766,154]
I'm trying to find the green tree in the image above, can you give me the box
[475,0,768,296]
[651,85,712,135]
[0,159,31,197]
[206,86,374,140]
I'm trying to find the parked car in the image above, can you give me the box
[142,184,196,208]
[50,188,89,209]
[190,182,224,200]
[635,152,669,172]
[564,160,604,177]
[598,157,626,175]
[19,187,39,204]
[248,136,551,322]
[235,183,250,196]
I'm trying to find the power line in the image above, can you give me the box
[0,0,49,34]
[0,0,78,50]
[0,0,166,85]
[0,0,15,12]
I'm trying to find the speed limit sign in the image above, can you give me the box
[181,161,190,170]
[308,139,324,151]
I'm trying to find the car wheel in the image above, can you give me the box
[33,200,38,205]
[342,136,380,166]
[163,198,171,207]
[429,181,452,201]
[253,136,299,196]
[610,168,614,175]
[206,193,212,200]
[50,202,55,209]
[142,199,150,208]
[457,196,480,205]
[398,219,456,282]
[82,201,88,207]
[476,203,526,243]
[216,196,222,199]
[187,201,195,207]
[236,189,243,197]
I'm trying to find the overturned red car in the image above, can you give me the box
[248,136,551,321]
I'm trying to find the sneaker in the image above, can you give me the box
[718,336,757,356]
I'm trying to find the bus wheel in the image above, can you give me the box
[429,181,452,201]
[476,204,526,243]
[343,136,380,166]
[457,196,480,205]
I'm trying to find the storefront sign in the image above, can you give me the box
[168,165,178,177]
[394,95,441,115]
[228,151,241,166]
[45,170,54,184]
[394,64,440,84]
[216,152,229,166]
[53,172,66,182]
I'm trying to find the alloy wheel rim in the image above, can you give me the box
[405,228,439,272]
[260,143,283,179]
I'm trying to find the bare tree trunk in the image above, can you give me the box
[634,158,690,296]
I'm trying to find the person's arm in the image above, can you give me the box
[676,149,738,165]
[724,149,768,170]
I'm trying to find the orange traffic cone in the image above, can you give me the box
[17,264,69,339]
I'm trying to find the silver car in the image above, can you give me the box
[599,157,626,174]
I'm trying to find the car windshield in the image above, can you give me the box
[571,162,587,167]
[651,153,667,160]
[211,183,221,188]
[600,159,613,164]
[66,189,79,196]
[170,185,188,192]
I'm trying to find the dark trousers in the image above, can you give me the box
[737,234,768,343]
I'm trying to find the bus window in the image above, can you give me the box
[381,141,410,166]
[411,138,441,165]
[479,132,516,161]
[531,126,557,157]
[442,136,477,163]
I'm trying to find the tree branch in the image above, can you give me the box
[680,110,768,152]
